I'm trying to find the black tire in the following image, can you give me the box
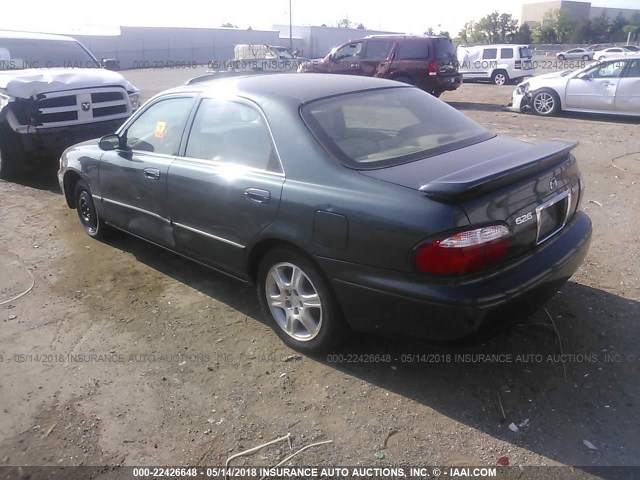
[582,55,590,61]
[530,89,561,116]
[74,180,108,238]
[491,70,509,86]
[257,248,350,353]
[557,54,566,61]
[392,75,414,85]
[430,90,443,98]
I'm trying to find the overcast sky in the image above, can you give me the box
[2,0,639,37]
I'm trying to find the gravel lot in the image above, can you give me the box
[0,68,639,477]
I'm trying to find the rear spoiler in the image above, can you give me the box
[418,139,578,201]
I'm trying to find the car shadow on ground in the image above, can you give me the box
[98,231,640,475]
[8,163,61,194]
[445,101,505,113]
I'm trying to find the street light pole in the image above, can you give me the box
[289,0,293,52]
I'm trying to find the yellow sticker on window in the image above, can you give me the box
[154,121,167,138]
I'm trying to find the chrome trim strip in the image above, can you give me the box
[92,194,103,202]
[535,188,571,245]
[102,197,171,224]
[172,222,245,249]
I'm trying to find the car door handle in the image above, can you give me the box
[244,188,270,204]
[144,168,160,180]
[603,82,616,87]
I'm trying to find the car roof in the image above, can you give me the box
[0,30,77,42]
[170,73,408,106]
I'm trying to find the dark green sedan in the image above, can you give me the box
[59,74,591,353]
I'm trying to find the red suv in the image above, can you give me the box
[298,35,462,97]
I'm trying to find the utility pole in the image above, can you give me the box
[289,0,293,52]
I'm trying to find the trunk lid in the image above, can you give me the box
[360,136,582,256]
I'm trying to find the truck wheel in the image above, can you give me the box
[531,89,560,116]
[257,247,350,353]
[491,70,509,86]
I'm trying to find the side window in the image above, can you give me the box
[590,61,625,79]
[363,40,393,60]
[483,48,497,60]
[125,97,193,155]
[334,42,362,61]
[500,48,514,59]
[396,41,429,60]
[623,59,640,78]
[185,98,280,173]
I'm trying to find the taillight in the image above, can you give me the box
[515,60,522,69]
[413,225,511,275]
[428,61,437,76]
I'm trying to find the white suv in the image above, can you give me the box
[0,30,139,178]
[457,44,534,85]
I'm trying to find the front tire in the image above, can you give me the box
[582,55,590,61]
[257,248,349,353]
[557,54,566,60]
[492,70,509,86]
[74,180,108,238]
[531,89,560,116]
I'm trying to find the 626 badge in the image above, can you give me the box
[515,211,534,225]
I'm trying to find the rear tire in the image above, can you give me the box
[531,89,560,116]
[74,180,109,238]
[557,54,566,61]
[491,70,509,86]
[257,248,350,353]
[582,55,590,61]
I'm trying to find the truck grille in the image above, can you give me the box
[33,87,131,128]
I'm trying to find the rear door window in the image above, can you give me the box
[519,47,533,58]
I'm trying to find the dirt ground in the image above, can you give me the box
[0,68,639,478]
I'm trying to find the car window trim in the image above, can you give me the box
[178,94,286,176]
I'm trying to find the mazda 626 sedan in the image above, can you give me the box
[59,73,592,353]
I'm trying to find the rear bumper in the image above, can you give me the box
[416,74,462,92]
[319,211,591,341]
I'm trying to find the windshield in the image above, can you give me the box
[0,38,99,70]
[301,87,492,169]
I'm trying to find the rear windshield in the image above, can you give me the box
[0,38,99,70]
[519,47,533,59]
[301,87,492,169]
[434,38,457,60]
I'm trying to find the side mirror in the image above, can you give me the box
[577,72,591,80]
[101,58,120,71]
[99,133,122,151]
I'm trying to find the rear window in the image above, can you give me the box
[301,87,492,169]
[519,47,533,59]
[434,38,456,60]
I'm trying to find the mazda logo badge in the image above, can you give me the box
[81,102,91,111]
[549,177,558,191]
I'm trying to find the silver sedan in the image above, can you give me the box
[508,56,640,116]
[556,48,594,61]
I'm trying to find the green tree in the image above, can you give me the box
[356,23,366,30]
[220,22,238,28]
[497,13,519,42]
[590,12,609,42]
[609,13,628,42]
[336,17,352,28]
[516,23,533,44]
[623,13,640,43]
